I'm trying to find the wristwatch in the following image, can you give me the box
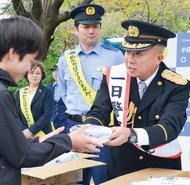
[128,128,138,143]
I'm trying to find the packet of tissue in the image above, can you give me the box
[21,151,79,172]
[43,151,79,167]
[70,124,112,144]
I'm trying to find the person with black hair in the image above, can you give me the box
[0,15,102,185]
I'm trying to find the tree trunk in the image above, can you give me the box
[11,0,93,51]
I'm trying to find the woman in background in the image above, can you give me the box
[16,62,53,138]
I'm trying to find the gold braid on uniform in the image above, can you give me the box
[126,101,137,128]
[161,69,187,85]
[154,124,168,141]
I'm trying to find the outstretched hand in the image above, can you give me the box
[38,126,65,143]
[105,126,130,146]
[68,124,103,153]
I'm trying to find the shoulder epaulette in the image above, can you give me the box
[161,69,187,85]
[102,44,120,52]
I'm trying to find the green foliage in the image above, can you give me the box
[3,0,190,94]
[52,19,78,52]
[9,77,28,95]
[94,0,190,34]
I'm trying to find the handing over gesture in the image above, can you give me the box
[69,124,103,153]
[39,124,103,153]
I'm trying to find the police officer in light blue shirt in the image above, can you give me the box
[57,3,124,185]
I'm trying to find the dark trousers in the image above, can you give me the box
[66,119,109,185]
[108,143,182,180]
[52,117,67,132]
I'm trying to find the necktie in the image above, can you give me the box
[138,81,147,99]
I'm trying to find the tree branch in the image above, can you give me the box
[51,0,64,13]
[31,0,42,22]
[11,0,29,16]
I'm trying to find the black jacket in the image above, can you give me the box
[84,62,190,176]
[16,85,53,135]
[0,68,72,185]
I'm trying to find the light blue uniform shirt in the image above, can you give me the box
[57,42,124,115]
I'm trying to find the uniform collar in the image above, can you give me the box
[77,42,101,56]
[137,67,159,88]
[52,81,57,87]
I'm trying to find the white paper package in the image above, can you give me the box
[69,124,112,144]
[21,151,79,172]
[131,176,190,185]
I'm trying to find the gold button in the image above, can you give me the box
[157,81,162,86]
[155,115,160,119]
[138,116,142,120]
[139,156,143,160]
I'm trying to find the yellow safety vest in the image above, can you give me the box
[19,86,45,137]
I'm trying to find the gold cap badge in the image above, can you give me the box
[128,26,139,37]
[86,6,95,15]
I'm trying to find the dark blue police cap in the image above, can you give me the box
[120,20,176,51]
[50,64,57,71]
[70,4,104,24]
